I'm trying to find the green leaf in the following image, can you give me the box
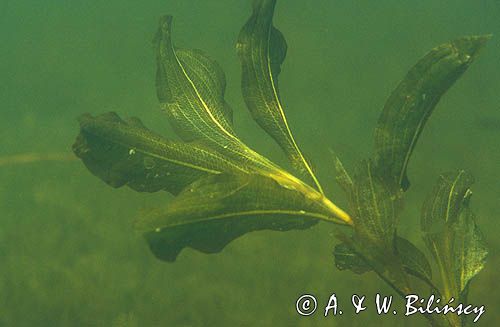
[237,0,323,193]
[350,160,402,248]
[136,173,344,262]
[421,170,473,233]
[335,234,411,296]
[336,161,408,291]
[373,36,490,191]
[333,242,371,274]
[331,152,354,198]
[154,13,353,226]
[155,15,273,173]
[334,237,432,285]
[155,15,235,144]
[421,170,488,300]
[73,112,247,195]
[394,237,433,285]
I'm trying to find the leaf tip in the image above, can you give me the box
[452,34,491,64]
[154,15,174,47]
[159,15,173,31]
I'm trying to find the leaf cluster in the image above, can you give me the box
[73,1,489,325]
[74,0,351,263]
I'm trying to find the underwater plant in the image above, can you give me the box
[73,0,488,326]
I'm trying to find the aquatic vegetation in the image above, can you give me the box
[73,0,489,325]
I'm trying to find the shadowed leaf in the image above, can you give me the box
[395,237,433,284]
[136,173,346,262]
[334,236,432,285]
[336,234,411,296]
[73,112,246,195]
[374,36,490,191]
[333,242,371,274]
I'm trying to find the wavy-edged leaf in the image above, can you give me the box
[155,15,270,172]
[154,14,352,226]
[374,36,490,191]
[136,173,346,262]
[421,170,488,300]
[72,112,247,195]
[236,0,323,193]
[156,16,234,143]
[334,237,432,285]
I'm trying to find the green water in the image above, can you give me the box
[1,0,499,326]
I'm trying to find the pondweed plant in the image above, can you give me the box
[73,0,489,325]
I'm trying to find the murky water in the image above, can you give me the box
[1,0,499,325]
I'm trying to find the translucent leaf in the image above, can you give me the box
[331,152,354,198]
[334,236,432,285]
[136,173,345,262]
[155,15,271,172]
[154,13,352,225]
[350,160,402,248]
[155,16,235,144]
[421,170,488,300]
[421,170,473,233]
[373,36,490,191]
[237,0,323,193]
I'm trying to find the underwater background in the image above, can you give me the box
[1,0,499,326]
